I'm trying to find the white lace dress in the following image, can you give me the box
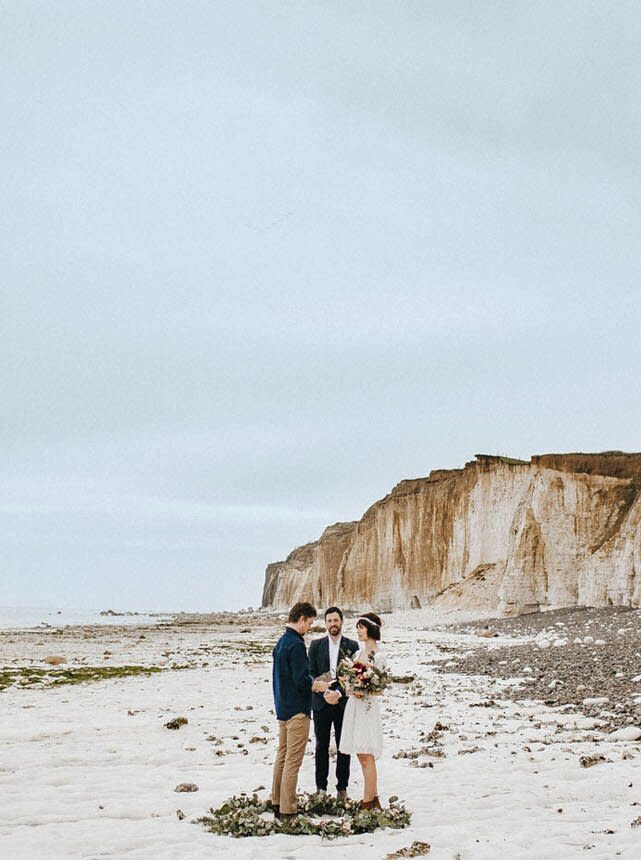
[338,650,387,759]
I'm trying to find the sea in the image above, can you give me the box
[0,606,175,631]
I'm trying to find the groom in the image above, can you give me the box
[271,601,328,820]
[308,606,359,798]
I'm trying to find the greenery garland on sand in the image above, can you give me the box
[198,791,411,839]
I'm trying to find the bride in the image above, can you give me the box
[338,611,386,810]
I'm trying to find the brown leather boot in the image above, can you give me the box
[359,796,382,810]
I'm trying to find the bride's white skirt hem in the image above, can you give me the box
[338,695,384,760]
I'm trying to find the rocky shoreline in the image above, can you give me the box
[5,606,641,855]
[436,607,641,730]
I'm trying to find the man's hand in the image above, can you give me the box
[324,690,341,705]
[312,679,329,693]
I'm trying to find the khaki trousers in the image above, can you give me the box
[271,713,310,814]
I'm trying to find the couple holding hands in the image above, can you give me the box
[271,601,387,820]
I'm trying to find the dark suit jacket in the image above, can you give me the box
[308,634,359,712]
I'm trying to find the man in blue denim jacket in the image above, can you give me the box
[271,601,328,819]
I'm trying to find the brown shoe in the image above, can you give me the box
[337,790,348,801]
[370,795,382,810]
[279,812,297,821]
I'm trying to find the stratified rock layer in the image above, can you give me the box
[261,453,641,614]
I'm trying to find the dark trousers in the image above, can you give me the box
[313,704,351,792]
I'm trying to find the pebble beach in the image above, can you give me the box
[2,607,641,858]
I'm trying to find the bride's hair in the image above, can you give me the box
[357,611,382,641]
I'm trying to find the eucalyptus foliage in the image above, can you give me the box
[198,791,411,839]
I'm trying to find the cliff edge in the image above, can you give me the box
[261,452,641,614]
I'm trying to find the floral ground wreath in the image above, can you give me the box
[198,791,412,839]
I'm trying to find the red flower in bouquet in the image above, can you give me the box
[336,652,389,696]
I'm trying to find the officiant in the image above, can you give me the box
[308,606,359,798]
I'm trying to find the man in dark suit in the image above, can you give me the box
[308,606,359,798]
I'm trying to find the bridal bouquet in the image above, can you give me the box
[336,653,390,696]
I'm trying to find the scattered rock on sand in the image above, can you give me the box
[580,755,606,768]
[43,656,66,665]
[175,783,199,792]
[386,841,431,858]
[165,717,188,730]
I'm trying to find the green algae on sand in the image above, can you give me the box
[0,664,166,692]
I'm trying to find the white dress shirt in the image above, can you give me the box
[328,635,341,679]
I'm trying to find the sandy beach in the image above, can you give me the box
[2,608,641,859]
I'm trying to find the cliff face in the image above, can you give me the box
[261,453,641,614]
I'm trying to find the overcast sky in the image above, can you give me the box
[3,2,641,611]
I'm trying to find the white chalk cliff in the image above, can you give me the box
[261,453,641,614]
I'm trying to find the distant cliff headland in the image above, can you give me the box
[261,452,641,615]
